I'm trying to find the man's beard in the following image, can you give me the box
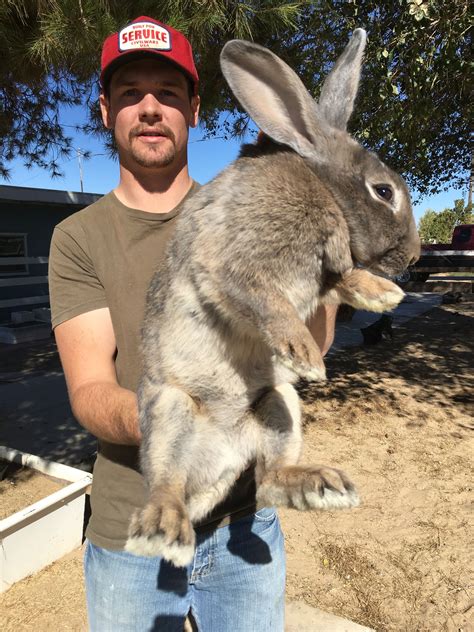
[128,124,177,168]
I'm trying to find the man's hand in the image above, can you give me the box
[306,305,338,357]
[55,308,141,445]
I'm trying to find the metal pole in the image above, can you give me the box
[77,148,84,192]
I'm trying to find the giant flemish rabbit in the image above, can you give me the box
[126,29,421,565]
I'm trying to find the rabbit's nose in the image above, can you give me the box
[409,254,419,266]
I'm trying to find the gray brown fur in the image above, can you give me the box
[125,29,420,566]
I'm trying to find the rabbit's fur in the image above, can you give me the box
[125,29,420,565]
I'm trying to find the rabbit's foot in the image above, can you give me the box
[125,500,195,566]
[338,270,404,313]
[257,465,359,511]
[278,355,326,381]
[270,325,326,381]
[352,280,404,312]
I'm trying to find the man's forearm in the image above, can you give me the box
[71,381,141,445]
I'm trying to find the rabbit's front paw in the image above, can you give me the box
[125,500,195,566]
[257,465,359,510]
[271,328,326,381]
[341,271,405,313]
[355,278,404,312]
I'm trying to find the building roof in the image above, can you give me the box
[0,184,102,207]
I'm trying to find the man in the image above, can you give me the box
[49,15,338,632]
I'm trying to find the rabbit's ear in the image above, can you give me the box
[220,40,321,158]
[318,29,367,130]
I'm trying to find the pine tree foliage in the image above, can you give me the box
[0,1,471,197]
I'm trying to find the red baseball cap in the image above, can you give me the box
[100,16,199,93]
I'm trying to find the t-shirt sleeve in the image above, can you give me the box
[49,225,108,329]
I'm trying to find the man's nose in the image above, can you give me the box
[139,93,163,119]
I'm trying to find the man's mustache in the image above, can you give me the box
[129,125,176,144]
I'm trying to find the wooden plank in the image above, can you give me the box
[0,257,48,265]
[0,276,48,287]
[0,296,49,308]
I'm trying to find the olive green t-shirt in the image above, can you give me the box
[48,185,256,550]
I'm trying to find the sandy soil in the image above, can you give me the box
[284,300,473,632]
[1,300,473,632]
[0,461,67,520]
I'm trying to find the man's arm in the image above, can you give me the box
[307,304,338,356]
[55,307,141,445]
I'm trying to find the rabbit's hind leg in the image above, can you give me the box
[254,384,359,511]
[258,464,359,511]
[126,479,194,566]
[125,383,198,566]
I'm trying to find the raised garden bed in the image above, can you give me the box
[0,458,67,519]
[0,446,92,592]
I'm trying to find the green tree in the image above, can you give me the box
[0,0,303,178]
[0,1,471,197]
[292,1,472,197]
[418,199,474,243]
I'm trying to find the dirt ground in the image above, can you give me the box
[1,299,473,632]
[0,460,66,520]
[0,337,60,376]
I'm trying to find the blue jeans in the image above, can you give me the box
[84,507,286,631]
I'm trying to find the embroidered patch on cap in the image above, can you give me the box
[119,21,171,52]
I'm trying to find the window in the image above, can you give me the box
[457,226,472,243]
[0,233,28,275]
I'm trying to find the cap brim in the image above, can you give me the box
[101,50,197,92]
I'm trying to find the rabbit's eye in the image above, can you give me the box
[374,185,393,201]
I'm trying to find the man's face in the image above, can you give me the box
[100,58,199,172]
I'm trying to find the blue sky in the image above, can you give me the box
[1,103,466,224]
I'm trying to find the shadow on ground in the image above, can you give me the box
[299,302,473,425]
[0,339,96,468]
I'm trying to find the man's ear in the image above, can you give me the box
[100,93,114,130]
[190,95,200,128]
